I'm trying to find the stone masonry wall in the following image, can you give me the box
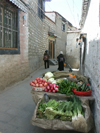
[0,0,29,90]
[81,0,100,132]
[55,13,68,58]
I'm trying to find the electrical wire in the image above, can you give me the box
[65,0,77,26]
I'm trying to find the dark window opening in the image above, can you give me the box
[38,0,45,19]
[62,23,65,32]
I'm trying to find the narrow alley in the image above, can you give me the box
[0,0,100,133]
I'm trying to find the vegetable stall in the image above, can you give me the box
[30,71,94,133]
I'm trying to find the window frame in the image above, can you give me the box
[38,0,44,20]
[0,4,20,55]
[62,22,65,32]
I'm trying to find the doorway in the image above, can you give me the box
[49,40,55,59]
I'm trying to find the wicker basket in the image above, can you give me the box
[31,86,45,91]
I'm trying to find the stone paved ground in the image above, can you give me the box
[0,65,94,133]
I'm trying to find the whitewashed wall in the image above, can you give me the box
[81,0,100,132]
[66,32,80,68]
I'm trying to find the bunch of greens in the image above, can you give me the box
[71,96,87,132]
[76,83,91,91]
[37,99,59,118]
[37,96,85,122]
[57,79,77,95]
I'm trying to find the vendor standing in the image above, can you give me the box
[57,51,65,71]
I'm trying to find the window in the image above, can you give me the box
[38,0,45,19]
[62,23,65,32]
[0,2,19,55]
[0,5,18,49]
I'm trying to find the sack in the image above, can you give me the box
[43,55,48,60]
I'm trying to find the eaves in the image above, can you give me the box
[9,0,27,12]
[80,0,91,29]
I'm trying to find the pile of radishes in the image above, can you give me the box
[30,77,49,87]
[44,83,59,93]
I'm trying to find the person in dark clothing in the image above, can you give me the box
[57,51,65,71]
[43,50,49,69]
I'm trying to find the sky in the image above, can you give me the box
[45,0,83,28]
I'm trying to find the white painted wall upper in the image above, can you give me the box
[45,12,56,22]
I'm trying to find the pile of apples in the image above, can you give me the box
[30,77,49,87]
[44,83,59,93]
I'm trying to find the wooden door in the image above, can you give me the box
[49,40,53,59]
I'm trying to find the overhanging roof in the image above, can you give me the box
[9,0,27,12]
[80,0,91,28]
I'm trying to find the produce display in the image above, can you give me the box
[31,72,94,132]
[30,72,92,96]
[30,77,49,87]
[44,83,59,93]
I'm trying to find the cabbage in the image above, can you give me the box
[48,78,54,83]
[45,72,54,79]
[52,80,57,84]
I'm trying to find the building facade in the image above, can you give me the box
[0,0,71,90]
[80,0,100,132]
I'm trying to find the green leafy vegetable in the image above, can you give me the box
[57,79,77,95]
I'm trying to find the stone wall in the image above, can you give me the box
[81,0,100,132]
[55,13,68,58]
[0,0,29,90]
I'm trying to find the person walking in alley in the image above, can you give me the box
[57,51,65,71]
[43,50,50,69]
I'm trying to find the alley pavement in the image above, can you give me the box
[0,65,94,133]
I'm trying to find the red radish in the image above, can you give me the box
[47,82,50,85]
[55,88,58,91]
[56,85,59,88]
[49,84,52,87]
[47,86,50,90]
[51,87,53,90]
[48,90,51,93]
[53,84,56,88]
[52,90,56,93]
[51,86,54,90]
[44,88,48,92]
